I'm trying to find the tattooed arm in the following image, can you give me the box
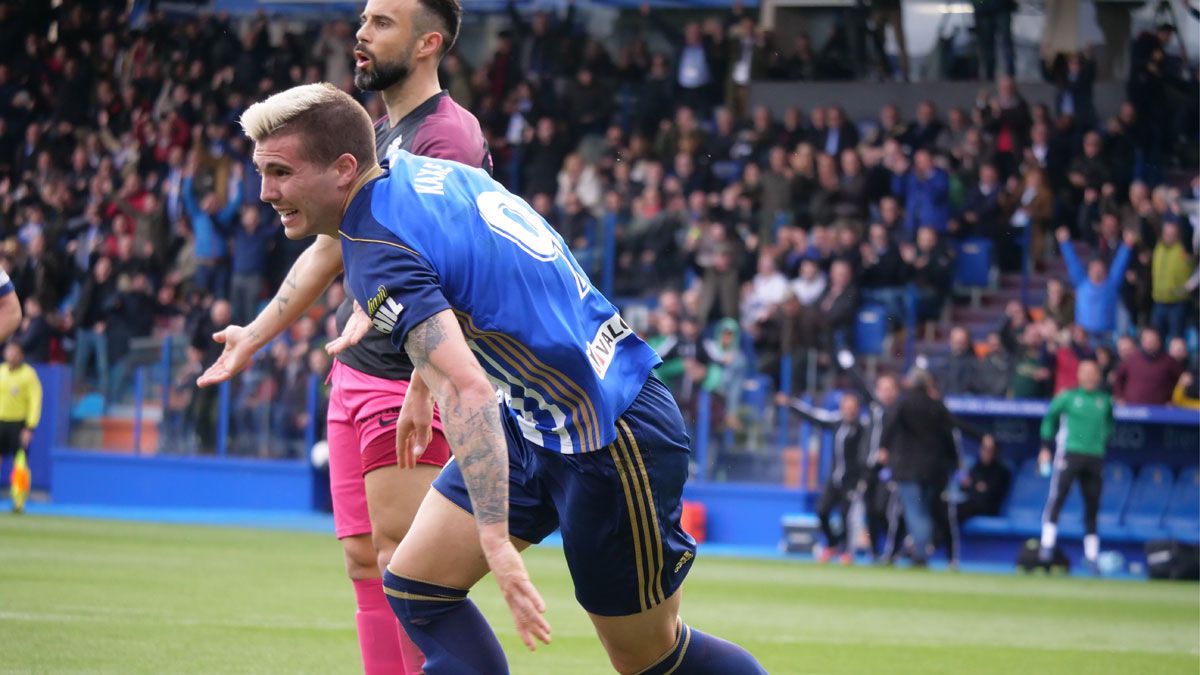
[197,235,344,387]
[405,310,509,530]
[405,309,551,650]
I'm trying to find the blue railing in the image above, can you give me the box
[67,334,326,461]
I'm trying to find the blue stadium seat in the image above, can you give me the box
[1164,467,1199,541]
[740,375,773,420]
[1004,460,1051,527]
[954,238,993,288]
[854,305,887,356]
[1123,463,1174,534]
[1098,462,1134,530]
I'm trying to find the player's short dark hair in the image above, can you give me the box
[416,0,461,56]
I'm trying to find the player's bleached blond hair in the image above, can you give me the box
[240,83,376,168]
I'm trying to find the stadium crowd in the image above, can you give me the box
[0,1,1198,459]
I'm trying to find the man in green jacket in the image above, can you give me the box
[1151,221,1195,341]
[1038,359,1114,569]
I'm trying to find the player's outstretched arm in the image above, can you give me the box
[405,309,551,651]
[197,235,344,387]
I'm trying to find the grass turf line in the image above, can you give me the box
[0,515,1195,674]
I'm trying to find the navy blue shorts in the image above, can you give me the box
[432,375,696,617]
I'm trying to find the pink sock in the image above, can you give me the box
[352,578,407,674]
[395,620,426,675]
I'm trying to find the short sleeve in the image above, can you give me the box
[348,239,451,353]
[0,269,13,296]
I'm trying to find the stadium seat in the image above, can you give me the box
[1164,467,1199,541]
[740,375,773,421]
[1003,460,1051,527]
[854,304,887,356]
[1122,463,1174,534]
[1099,463,1134,530]
[954,238,993,288]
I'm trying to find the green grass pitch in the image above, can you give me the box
[1,515,1196,674]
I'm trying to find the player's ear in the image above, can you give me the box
[418,31,443,59]
[334,152,359,186]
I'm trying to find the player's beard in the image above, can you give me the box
[354,44,415,92]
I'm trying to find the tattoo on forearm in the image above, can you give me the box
[275,269,298,316]
[406,316,508,527]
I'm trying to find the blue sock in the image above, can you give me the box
[638,622,766,675]
[382,569,508,675]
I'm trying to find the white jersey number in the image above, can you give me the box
[476,190,591,300]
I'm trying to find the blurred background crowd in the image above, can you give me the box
[0,0,1197,465]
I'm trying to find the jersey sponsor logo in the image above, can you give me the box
[586,313,633,380]
[413,161,454,195]
[366,285,404,334]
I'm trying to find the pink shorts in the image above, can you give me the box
[326,359,450,539]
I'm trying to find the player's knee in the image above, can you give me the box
[341,535,378,580]
[382,569,467,626]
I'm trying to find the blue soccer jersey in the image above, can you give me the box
[339,151,662,454]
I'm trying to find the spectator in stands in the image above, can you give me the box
[956,433,1011,522]
[975,331,1012,397]
[973,0,1015,81]
[882,368,958,568]
[180,158,243,299]
[703,318,749,430]
[229,205,277,326]
[1112,327,1185,405]
[820,107,860,158]
[1010,324,1052,399]
[859,222,907,325]
[904,227,954,322]
[725,13,768,117]
[1043,278,1075,329]
[1150,221,1195,341]
[507,1,575,87]
[980,76,1030,176]
[903,101,943,153]
[960,163,1004,238]
[189,299,231,453]
[742,253,790,330]
[892,149,949,236]
[15,297,49,364]
[940,327,980,396]
[999,166,1053,270]
[1053,325,1095,395]
[1043,51,1097,132]
[642,5,720,114]
[73,256,116,396]
[1057,227,1135,341]
[556,152,603,215]
[1067,132,1111,208]
[816,259,859,351]
[520,117,568,199]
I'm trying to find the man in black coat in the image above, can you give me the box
[880,368,958,567]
